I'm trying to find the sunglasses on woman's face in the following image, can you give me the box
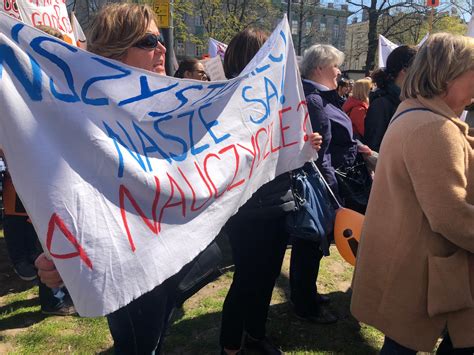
[133,33,166,50]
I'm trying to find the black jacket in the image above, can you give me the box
[364,83,401,152]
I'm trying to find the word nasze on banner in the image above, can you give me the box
[0,15,313,316]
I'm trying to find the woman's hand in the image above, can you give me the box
[310,132,323,151]
[35,253,63,288]
[357,144,372,155]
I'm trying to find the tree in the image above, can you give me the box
[380,10,468,47]
[291,0,319,55]
[346,0,429,73]
[173,0,279,47]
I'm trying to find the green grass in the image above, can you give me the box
[0,247,384,354]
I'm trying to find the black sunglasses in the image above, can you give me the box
[133,33,165,50]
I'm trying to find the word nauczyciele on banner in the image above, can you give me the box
[0,14,315,316]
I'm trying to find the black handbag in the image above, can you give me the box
[286,162,338,256]
[175,241,222,307]
[334,155,372,214]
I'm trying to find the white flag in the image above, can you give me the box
[0,14,315,316]
[71,11,86,49]
[467,16,474,38]
[378,35,398,68]
[208,37,227,60]
[417,33,429,47]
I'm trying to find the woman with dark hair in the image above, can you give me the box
[364,45,418,151]
[220,28,322,355]
[174,57,208,81]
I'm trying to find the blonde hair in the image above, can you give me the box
[402,33,474,99]
[87,3,157,59]
[300,44,344,78]
[352,78,372,103]
[35,25,64,40]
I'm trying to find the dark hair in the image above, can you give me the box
[174,57,200,78]
[371,45,418,89]
[223,28,269,79]
[337,78,349,89]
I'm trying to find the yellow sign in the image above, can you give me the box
[153,0,170,28]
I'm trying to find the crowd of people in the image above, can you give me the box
[1,3,473,354]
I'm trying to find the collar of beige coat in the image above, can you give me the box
[412,96,474,147]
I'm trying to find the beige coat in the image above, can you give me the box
[351,96,474,351]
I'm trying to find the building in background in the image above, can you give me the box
[344,11,369,75]
[276,0,350,55]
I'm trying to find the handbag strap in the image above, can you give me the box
[389,107,433,125]
[309,161,343,209]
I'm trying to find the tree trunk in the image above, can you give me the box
[365,1,379,75]
[297,1,304,55]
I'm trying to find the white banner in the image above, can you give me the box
[17,0,76,45]
[0,14,315,316]
[208,37,227,60]
[1,0,21,19]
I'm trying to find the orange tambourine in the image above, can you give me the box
[334,208,364,266]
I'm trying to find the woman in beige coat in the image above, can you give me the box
[351,33,474,353]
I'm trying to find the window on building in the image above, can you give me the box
[176,41,185,56]
[292,20,299,35]
[195,45,203,57]
[333,24,339,42]
[320,22,326,32]
[305,21,312,35]
[194,15,202,26]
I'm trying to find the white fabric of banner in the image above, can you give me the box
[0,14,315,316]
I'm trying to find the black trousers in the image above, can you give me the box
[289,237,323,314]
[381,334,474,355]
[3,214,38,265]
[107,264,191,355]
[220,215,289,350]
[4,214,65,309]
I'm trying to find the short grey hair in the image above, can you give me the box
[300,44,345,78]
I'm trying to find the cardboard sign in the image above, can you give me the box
[17,0,75,44]
[201,56,226,81]
[0,14,315,316]
[1,0,21,19]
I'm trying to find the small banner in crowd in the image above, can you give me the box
[1,0,21,19]
[208,37,227,60]
[71,11,86,49]
[201,55,226,81]
[378,35,398,68]
[17,0,75,44]
[468,15,474,37]
[0,14,315,316]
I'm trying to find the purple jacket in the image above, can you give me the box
[303,80,358,191]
